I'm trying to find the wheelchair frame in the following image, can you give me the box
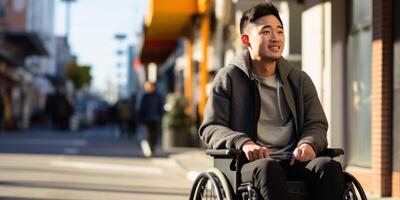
[189,148,367,200]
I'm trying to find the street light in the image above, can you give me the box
[114,33,127,53]
[114,33,127,99]
[116,50,124,56]
[114,34,127,41]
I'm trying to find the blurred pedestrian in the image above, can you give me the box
[45,86,73,131]
[116,96,136,138]
[129,93,138,136]
[139,81,164,157]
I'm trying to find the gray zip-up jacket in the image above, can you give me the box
[199,50,328,155]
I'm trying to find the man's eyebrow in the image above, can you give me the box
[259,25,284,30]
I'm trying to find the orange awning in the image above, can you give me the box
[140,0,200,65]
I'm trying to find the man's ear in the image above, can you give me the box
[241,34,250,46]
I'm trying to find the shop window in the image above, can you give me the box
[346,0,372,167]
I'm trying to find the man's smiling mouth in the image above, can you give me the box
[268,45,280,51]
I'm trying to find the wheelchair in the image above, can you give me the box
[189,148,366,200]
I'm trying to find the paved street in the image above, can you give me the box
[0,126,145,157]
[0,126,206,200]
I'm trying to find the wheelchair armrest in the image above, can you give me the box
[206,148,344,158]
[321,148,344,158]
[206,149,242,157]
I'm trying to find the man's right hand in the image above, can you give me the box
[241,140,270,161]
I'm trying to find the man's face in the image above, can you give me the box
[244,15,285,61]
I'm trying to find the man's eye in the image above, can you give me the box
[261,30,270,34]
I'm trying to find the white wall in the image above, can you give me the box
[302,5,323,98]
[302,2,339,148]
[26,0,56,76]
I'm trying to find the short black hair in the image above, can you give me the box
[239,2,283,35]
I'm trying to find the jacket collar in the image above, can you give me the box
[229,50,293,80]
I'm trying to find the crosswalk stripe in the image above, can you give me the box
[49,160,163,174]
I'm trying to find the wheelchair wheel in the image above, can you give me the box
[189,168,232,200]
[342,171,367,200]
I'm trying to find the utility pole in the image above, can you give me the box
[62,0,77,41]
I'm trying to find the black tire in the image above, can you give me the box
[189,168,232,200]
[343,181,358,200]
[343,172,367,200]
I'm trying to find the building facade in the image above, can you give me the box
[0,0,56,130]
[25,0,56,76]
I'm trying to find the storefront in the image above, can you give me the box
[0,32,48,130]
[301,0,396,197]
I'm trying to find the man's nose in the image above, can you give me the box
[270,32,277,41]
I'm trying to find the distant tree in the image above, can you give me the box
[66,62,92,90]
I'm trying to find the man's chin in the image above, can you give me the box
[263,55,282,61]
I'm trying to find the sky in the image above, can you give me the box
[54,0,147,93]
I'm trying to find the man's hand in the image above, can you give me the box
[241,140,269,161]
[290,143,316,165]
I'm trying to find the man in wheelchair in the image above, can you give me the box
[198,2,346,199]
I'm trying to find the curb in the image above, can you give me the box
[166,147,212,182]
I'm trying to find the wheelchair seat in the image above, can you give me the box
[189,148,366,200]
